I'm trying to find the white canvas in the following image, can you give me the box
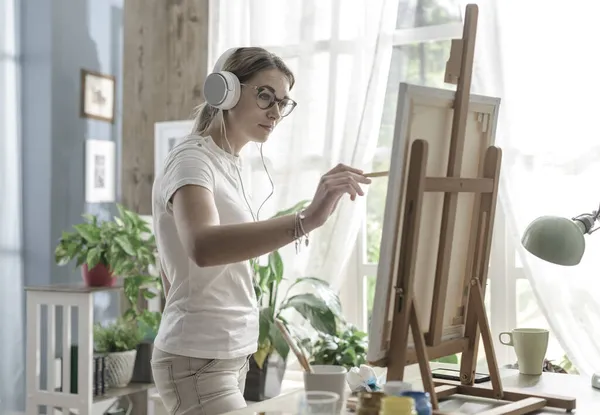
[154,120,194,177]
[366,83,501,363]
[85,139,116,203]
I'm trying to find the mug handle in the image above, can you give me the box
[498,332,513,346]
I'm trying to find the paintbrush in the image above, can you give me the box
[274,319,313,373]
[363,171,388,178]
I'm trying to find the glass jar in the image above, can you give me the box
[379,396,416,415]
[357,391,385,415]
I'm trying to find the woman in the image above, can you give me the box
[150,47,371,415]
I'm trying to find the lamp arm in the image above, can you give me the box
[572,201,600,234]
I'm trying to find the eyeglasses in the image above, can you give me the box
[241,84,297,117]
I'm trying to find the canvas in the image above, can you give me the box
[366,83,501,364]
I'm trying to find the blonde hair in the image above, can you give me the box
[192,47,295,135]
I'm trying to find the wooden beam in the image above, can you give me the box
[121,0,210,214]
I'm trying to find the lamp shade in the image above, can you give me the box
[521,215,585,266]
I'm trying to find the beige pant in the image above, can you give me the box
[151,347,250,415]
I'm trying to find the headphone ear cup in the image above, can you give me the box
[203,70,241,110]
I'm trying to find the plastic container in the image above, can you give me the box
[379,396,416,415]
[399,391,433,415]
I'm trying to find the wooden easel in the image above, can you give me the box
[383,4,576,414]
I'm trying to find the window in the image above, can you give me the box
[350,0,572,371]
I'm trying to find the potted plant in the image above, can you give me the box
[55,205,164,382]
[244,201,343,402]
[54,204,159,288]
[303,322,368,371]
[94,317,143,388]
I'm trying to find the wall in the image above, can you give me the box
[19,0,123,409]
[22,0,123,302]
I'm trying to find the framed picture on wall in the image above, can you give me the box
[154,120,194,177]
[80,69,116,123]
[85,139,116,203]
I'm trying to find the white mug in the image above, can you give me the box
[499,328,549,375]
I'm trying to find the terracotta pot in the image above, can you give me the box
[82,263,116,287]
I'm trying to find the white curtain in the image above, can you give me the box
[209,0,399,290]
[472,0,600,378]
[0,0,25,411]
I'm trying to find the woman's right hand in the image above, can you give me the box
[303,163,372,230]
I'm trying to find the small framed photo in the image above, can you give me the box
[80,69,116,123]
[85,139,116,203]
[154,120,194,177]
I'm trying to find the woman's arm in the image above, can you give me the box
[172,163,371,267]
[172,185,316,267]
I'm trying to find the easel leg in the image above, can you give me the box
[387,140,428,382]
[469,279,503,398]
[460,146,503,385]
[410,301,439,409]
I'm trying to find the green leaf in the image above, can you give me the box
[86,246,102,269]
[117,204,130,224]
[282,293,337,335]
[270,322,290,360]
[279,277,342,319]
[259,307,274,345]
[254,281,263,303]
[292,277,342,317]
[74,223,100,243]
[268,251,284,283]
[258,265,272,291]
[65,242,81,258]
[124,210,140,227]
[142,290,157,299]
[123,308,137,321]
[114,236,136,256]
[54,244,71,265]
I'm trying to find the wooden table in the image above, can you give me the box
[224,364,600,414]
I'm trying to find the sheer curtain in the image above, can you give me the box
[0,0,25,411]
[472,0,600,378]
[208,0,399,290]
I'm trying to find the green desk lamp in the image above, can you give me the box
[521,202,600,266]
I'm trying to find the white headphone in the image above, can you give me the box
[203,48,241,110]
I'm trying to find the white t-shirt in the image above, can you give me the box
[151,135,259,360]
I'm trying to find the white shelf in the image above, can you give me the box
[25,283,151,415]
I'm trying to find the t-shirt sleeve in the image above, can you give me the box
[160,145,216,214]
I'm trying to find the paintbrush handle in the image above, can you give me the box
[275,319,313,373]
[364,171,388,178]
